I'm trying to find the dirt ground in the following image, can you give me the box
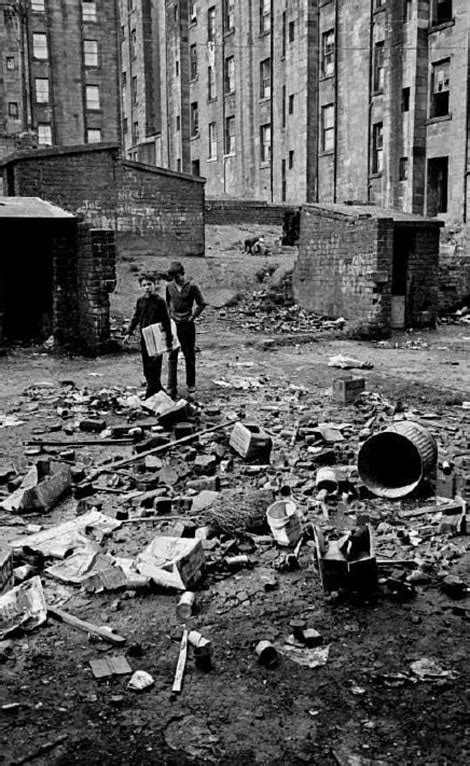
[1,231,470,765]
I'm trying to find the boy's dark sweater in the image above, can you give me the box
[127,294,172,346]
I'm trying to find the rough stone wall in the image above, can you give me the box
[76,225,116,352]
[205,200,298,226]
[51,225,80,350]
[1,144,205,256]
[406,226,440,324]
[293,206,392,333]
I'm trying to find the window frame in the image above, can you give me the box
[190,43,198,80]
[208,121,217,159]
[32,32,48,60]
[225,115,235,155]
[207,6,216,42]
[321,103,335,153]
[224,55,235,94]
[260,57,271,99]
[37,122,53,146]
[85,84,101,111]
[259,0,271,34]
[35,77,50,104]
[87,128,102,144]
[190,101,199,137]
[260,122,271,164]
[83,39,98,67]
[372,122,384,174]
[430,58,450,118]
[208,65,217,101]
[322,29,335,77]
[373,40,385,93]
[82,1,97,23]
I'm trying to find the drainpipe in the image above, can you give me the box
[464,6,470,223]
[222,0,226,194]
[269,0,274,202]
[333,0,339,202]
[367,0,374,203]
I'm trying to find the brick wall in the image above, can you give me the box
[205,199,298,226]
[76,226,116,352]
[0,143,205,257]
[294,206,392,335]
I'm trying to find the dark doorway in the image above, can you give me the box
[427,156,448,216]
[1,221,54,342]
[191,159,200,177]
[391,227,414,329]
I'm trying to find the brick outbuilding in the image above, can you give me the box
[293,203,443,336]
[0,197,115,353]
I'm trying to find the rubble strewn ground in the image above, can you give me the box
[1,230,470,765]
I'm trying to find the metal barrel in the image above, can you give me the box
[357,421,437,499]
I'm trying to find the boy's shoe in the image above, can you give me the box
[187,387,196,395]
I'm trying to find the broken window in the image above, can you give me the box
[33,33,48,60]
[260,58,271,99]
[37,123,52,145]
[282,85,286,128]
[35,78,49,104]
[6,56,15,70]
[132,76,137,104]
[321,104,335,152]
[372,122,384,173]
[432,0,452,25]
[224,0,234,32]
[322,30,335,76]
[208,6,216,41]
[289,149,294,169]
[190,1,197,23]
[176,115,180,131]
[259,0,271,34]
[403,0,412,22]
[175,60,179,76]
[260,123,271,163]
[401,86,410,112]
[373,41,385,92]
[8,102,18,118]
[375,0,385,8]
[399,156,408,180]
[431,59,450,117]
[224,56,235,93]
[82,1,97,23]
[289,94,294,115]
[86,85,100,110]
[191,159,200,176]
[84,40,98,67]
[282,12,287,57]
[289,21,295,43]
[130,29,137,59]
[87,128,102,143]
[190,101,199,136]
[427,156,448,214]
[31,1,45,11]
[225,115,235,154]
[133,121,139,143]
[208,65,216,100]
[208,121,217,158]
[190,44,198,80]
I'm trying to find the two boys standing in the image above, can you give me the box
[124,261,206,400]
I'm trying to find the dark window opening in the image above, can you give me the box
[373,41,385,93]
[372,122,384,174]
[190,102,199,136]
[322,29,335,76]
[427,156,448,214]
[401,86,410,112]
[190,44,198,80]
[288,94,294,114]
[431,59,450,117]
[288,21,295,43]
[288,150,294,169]
[432,0,452,25]
[191,159,200,176]
[399,157,408,181]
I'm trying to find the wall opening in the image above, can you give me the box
[391,227,413,329]
[427,156,448,215]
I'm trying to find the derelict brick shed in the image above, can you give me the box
[0,198,115,353]
[0,144,205,257]
[293,204,443,336]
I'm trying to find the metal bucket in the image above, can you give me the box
[357,421,437,499]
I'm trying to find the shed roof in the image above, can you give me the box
[0,197,76,219]
[304,202,444,227]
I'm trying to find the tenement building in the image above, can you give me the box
[0,1,120,157]
[158,0,470,222]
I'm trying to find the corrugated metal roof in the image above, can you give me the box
[0,197,76,219]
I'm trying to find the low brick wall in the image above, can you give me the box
[205,199,299,227]
[0,144,205,257]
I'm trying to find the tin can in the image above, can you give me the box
[176,591,196,621]
[255,640,278,667]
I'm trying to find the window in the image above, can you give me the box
[175,60,179,76]
[31,1,45,11]
[87,128,102,143]
[6,56,15,70]
[82,1,97,23]
[281,158,286,201]
[84,40,98,67]
[427,156,448,214]
[176,115,180,131]
[403,0,412,22]
[33,33,48,60]
[225,115,235,154]
[375,0,385,8]
[374,41,385,92]
[224,0,234,32]
[208,121,217,158]
[132,76,137,104]
[260,58,271,99]
[321,104,335,152]
[190,101,199,136]
[372,122,384,173]
[128,0,134,10]
[322,30,335,77]
[282,85,286,128]
[260,123,271,163]
[190,1,197,23]
[86,85,100,110]
[192,159,200,176]
[431,59,450,117]
[130,29,137,59]
[399,157,408,180]
[208,6,216,41]
[176,158,181,172]
[288,21,295,43]
[282,12,287,57]
[190,44,198,80]
[35,78,49,103]
[123,117,128,134]
[288,94,294,115]
[37,123,52,145]
[432,0,452,25]
[260,0,271,34]
[133,121,139,143]
[401,86,410,112]
[288,149,294,169]
[224,56,235,93]
[8,102,18,118]
[208,65,216,100]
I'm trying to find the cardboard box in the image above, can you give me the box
[2,460,71,514]
[229,422,272,462]
[137,536,205,590]
[142,319,180,357]
[0,544,13,595]
[332,377,365,404]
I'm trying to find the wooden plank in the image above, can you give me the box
[172,629,188,694]
[48,606,126,645]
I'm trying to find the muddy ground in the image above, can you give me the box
[1,235,470,766]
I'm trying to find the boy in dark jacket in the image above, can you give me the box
[124,273,173,398]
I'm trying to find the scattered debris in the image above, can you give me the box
[127,670,155,691]
[89,656,132,679]
[0,576,47,639]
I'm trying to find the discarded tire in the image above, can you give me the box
[357,421,437,499]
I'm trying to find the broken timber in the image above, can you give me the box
[48,606,126,645]
[172,628,189,694]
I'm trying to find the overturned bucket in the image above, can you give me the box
[266,500,302,547]
[357,421,437,499]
